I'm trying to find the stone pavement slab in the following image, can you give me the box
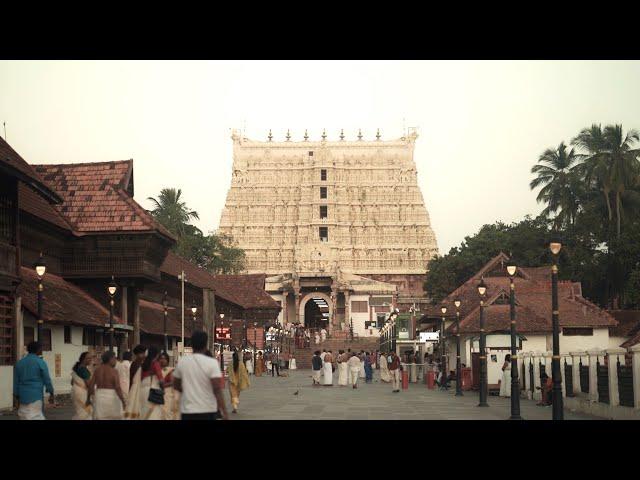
[1,369,603,420]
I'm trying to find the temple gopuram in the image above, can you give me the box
[218,128,439,336]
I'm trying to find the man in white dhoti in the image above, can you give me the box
[320,328,327,343]
[323,351,334,386]
[13,341,55,420]
[320,349,327,367]
[347,353,362,389]
[116,351,132,402]
[314,332,320,345]
[90,351,126,420]
[379,353,391,383]
[358,351,366,378]
[311,351,323,386]
[337,350,348,386]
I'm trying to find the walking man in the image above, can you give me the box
[388,351,402,393]
[13,341,55,420]
[271,350,281,377]
[312,351,323,386]
[347,352,362,389]
[172,330,229,420]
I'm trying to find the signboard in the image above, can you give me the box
[215,327,231,340]
[419,331,440,342]
[398,328,409,339]
[55,353,61,377]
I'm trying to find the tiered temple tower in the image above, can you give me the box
[218,128,439,335]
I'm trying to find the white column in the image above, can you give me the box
[631,344,640,410]
[606,347,626,407]
[570,351,583,397]
[587,349,602,403]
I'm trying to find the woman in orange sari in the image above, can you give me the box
[254,351,265,377]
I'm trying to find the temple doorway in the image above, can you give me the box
[299,292,332,330]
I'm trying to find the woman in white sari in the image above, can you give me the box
[244,351,254,375]
[159,352,179,420]
[323,351,334,386]
[138,346,164,420]
[71,352,93,420]
[379,353,391,383]
[500,354,511,397]
[337,350,348,386]
[359,352,366,379]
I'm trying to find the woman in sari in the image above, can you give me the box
[254,351,265,377]
[71,352,93,420]
[500,354,511,398]
[159,352,180,420]
[337,350,348,386]
[379,353,391,383]
[139,346,164,420]
[228,348,250,414]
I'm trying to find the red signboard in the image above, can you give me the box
[215,327,231,340]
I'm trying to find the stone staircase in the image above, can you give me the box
[287,330,379,369]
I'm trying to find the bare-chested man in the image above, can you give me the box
[90,351,126,419]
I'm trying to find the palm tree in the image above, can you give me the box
[530,142,582,229]
[147,188,200,237]
[572,124,640,237]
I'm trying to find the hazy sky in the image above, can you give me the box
[1,60,639,254]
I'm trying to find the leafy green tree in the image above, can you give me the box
[530,142,582,229]
[147,188,200,238]
[148,188,246,274]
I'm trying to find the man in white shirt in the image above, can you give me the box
[172,331,229,420]
[347,353,362,389]
[115,351,132,401]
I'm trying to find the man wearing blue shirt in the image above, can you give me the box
[13,341,55,420]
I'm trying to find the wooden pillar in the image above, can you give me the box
[330,287,337,334]
[344,291,350,331]
[132,288,141,346]
[631,344,640,409]
[203,288,215,351]
[294,289,301,324]
[282,291,288,325]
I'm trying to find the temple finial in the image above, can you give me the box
[357,129,363,141]
[286,129,291,141]
[304,129,309,141]
[376,128,381,140]
[340,129,344,141]
[322,129,327,141]
[268,129,273,141]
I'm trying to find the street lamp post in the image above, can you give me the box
[162,291,168,353]
[34,253,46,343]
[191,303,197,332]
[440,305,447,388]
[477,277,489,407]
[219,313,225,372]
[349,317,354,342]
[107,276,118,353]
[454,298,463,396]
[549,237,564,420]
[507,263,522,420]
[253,321,257,368]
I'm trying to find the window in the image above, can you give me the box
[319,226,328,242]
[320,187,327,199]
[308,151,314,157]
[0,294,14,365]
[320,205,327,219]
[82,327,96,346]
[351,301,369,313]
[40,328,52,352]
[64,326,72,344]
[23,326,34,347]
[320,169,327,181]
[562,328,593,336]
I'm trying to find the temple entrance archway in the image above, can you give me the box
[299,292,332,329]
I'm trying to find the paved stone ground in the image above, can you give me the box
[1,369,602,420]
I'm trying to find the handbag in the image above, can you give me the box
[147,374,165,405]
